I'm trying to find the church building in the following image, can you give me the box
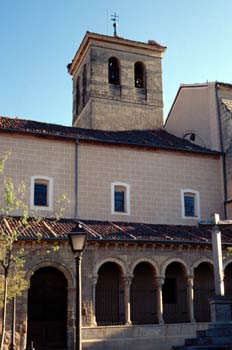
[1,31,232,350]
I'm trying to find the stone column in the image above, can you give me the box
[91,275,98,326]
[155,277,164,324]
[211,217,224,296]
[186,275,195,323]
[123,276,133,325]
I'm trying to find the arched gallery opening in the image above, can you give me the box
[130,262,157,324]
[27,266,67,349]
[162,262,188,323]
[95,262,124,326]
[193,262,214,322]
[224,262,232,296]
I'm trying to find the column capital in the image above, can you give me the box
[186,275,194,286]
[91,274,98,286]
[155,276,165,286]
[123,275,133,287]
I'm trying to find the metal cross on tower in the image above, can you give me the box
[111,12,119,36]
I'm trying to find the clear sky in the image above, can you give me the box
[1,0,232,126]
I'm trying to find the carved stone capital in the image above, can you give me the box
[186,275,194,286]
[123,275,133,287]
[155,276,165,287]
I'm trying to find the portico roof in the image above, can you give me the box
[1,216,232,246]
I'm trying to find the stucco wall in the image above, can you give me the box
[0,133,76,218]
[165,84,221,151]
[77,142,223,224]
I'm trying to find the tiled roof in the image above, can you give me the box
[1,216,232,245]
[0,116,219,154]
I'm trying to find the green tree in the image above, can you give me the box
[0,151,68,350]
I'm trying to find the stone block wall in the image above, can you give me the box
[72,42,164,130]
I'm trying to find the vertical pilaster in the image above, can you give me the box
[123,276,133,325]
[155,277,164,324]
[91,275,98,326]
[186,275,195,323]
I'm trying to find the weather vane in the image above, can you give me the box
[111,12,119,36]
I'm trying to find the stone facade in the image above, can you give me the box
[69,32,165,131]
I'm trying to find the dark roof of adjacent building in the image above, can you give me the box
[0,116,220,155]
[2,216,232,246]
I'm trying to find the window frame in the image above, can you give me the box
[111,182,130,215]
[30,176,53,211]
[181,189,200,219]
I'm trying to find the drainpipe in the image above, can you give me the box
[75,139,79,218]
[215,82,228,219]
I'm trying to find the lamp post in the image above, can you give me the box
[68,226,87,350]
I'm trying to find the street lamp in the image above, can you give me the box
[68,225,87,350]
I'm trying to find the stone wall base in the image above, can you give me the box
[82,323,208,350]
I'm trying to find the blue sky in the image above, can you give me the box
[1,0,232,126]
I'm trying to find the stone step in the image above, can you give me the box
[185,336,232,346]
[197,330,207,337]
[173,345,232,350]
[188,346,232,350]
[206,327,232,337]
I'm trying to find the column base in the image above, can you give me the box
[209,295,232,323]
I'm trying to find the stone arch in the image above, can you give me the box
[95,259,126,325]
[130,258,158,325]
[130,257,158,276]
[162,258,189,324]
[27,265,68,349]
[192,258,214,322]
[92,257,128,278]
[191,257,214,274]
[224,258,232,270]
[160,257,190,277]
[224,259,232,296]
[26,259,75,288]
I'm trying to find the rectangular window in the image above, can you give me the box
[31,176,53,210]
[111,182,130,215]
[184,194,195,217]
[34,182,48,206]
[114,190,125,212]
[181,189,200,219]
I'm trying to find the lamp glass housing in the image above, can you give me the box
[68,231,87,252]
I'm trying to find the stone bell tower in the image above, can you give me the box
[68,31,166,131]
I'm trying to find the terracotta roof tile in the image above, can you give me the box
[1,216,232,245]
[0,116,219,154]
